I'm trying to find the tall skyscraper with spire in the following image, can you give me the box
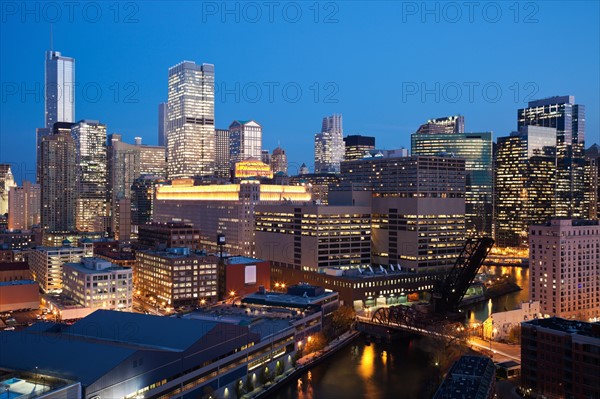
[166,61,215,179]
[37,49,75,183]
[45,50,75,128]
[314,114,344,173]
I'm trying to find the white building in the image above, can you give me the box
[167,61,215,178]
[8,180,41,231]
[229,120,262,165]
[62,257,133,311]
[45,50,75,128]
[529,219,600,321]
[29,242,92,293]
[314,114,344,173]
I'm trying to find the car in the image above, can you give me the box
[3,327,15,331]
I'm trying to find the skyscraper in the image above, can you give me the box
[8,181,41,231]
[416,115,464,135]
[412,122,493,236]
[70,120,108,232]
[229,120,262,165]
[314,114,344,173]
[45,50,75,129]
[0,164,16,215]
[167,61,215,179]
[271,147,288,175]
[494,126,557,247]
[158,102,168,147]
[518,96,586,218]
[214,128,231,179]
[40,123,77,233]
[343,135,375,161]
[584,144,599,220]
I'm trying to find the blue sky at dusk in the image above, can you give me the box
[1,1,599,182]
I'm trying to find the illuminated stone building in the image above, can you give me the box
[154,180,311,256]
[234,158,273,180]
[271,147,288,174]
[415,115,464,134]
[314,114,344,173]
[8,181,40,231]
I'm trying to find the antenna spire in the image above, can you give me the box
[50,23,53,51]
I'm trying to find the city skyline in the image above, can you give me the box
[1,2,599,183]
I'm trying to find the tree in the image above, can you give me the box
[235,380,244,399]
[305,332,327,354]
[331,306,356,333]
[508,324,521,344]
[244,374,254,394]
[275,360,284,376]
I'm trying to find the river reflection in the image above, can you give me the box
[268,339,434,399]
[466,266,530,322]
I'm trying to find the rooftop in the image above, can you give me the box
[434,356,496,399]
[523,317,600,338]
[226,256,265,265]
[0,279,37,287]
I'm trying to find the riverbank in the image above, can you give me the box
[248,329,360,399]
[486,281,521,299]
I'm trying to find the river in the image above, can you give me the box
[267,266,530,399]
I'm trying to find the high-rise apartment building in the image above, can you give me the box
[584,144,599,219]
[71,120,108,232]
[412,126,493,236]
[131,175,164,230]
[167,61,215,178]
[518,96,586,218]
[0,164,16,215]
[229,120,262,165]
[314,114,344,173]
[495,126,557,247]
[271,146,288,175]
[215,128,231,178]
[45,51,75,129]
[343,135,376,161]
[415,115,464,134]
[158,102,167,147]
[40,123,77,233]
[8,181,40,230]
[521,317,600,399]
[107,134,166,238]
[529,219,599,321]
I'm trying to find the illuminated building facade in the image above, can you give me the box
[29,243,89,293]
[8,181,40,231]
[518,96,586,218]
[529,219,600,321]
[45,50,75,128]
[158,102,167,147]
[343,135,375,161]
[415,115,464,134]
[234,158,273,180]
[495,126,557,248]
[271,147,288,174]
[40,123,77,233]
[411,128,493,236]
[314,114,344,173]
[137,222,201,250]
[255,204,372,271]
[0,164,16,215]
[107,134,166,238]
[154,180,311,256]
[289,173,340,205]
[63,257,133,311]
[584,144,599,219]
[229,120,262,165]
[167,61,215,178]
[337,155,467,271]
[136,248,218,306]
[215,128,231,178]
[71,120,108,232]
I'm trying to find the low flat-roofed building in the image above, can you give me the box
[0,280,39,312]
[136,248,218,307]
[0,369,81,399]
[521,317,600,399]
[433,355,496,399]
[29,243,91,293]
[0,262,31,282]
[243,283,339,317]
[0,309,298,399]
[220,256,271,300]
[62,258,133,311]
